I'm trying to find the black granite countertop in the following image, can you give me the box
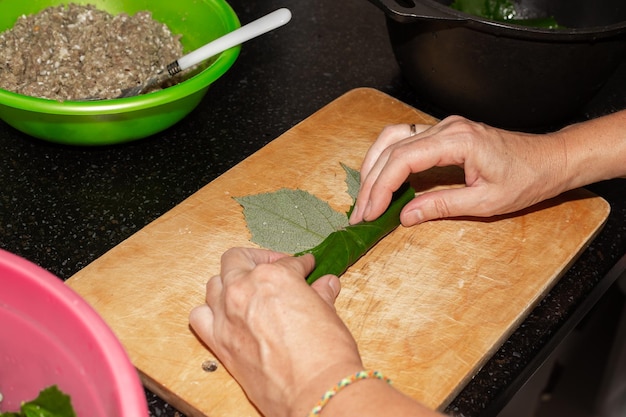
[1,1,625,416]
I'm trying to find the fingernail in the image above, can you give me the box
[328,278,339,297]
[405,209,424,225]
[349,203,359,223]
[362,200,372,221]
[328,277,339,294]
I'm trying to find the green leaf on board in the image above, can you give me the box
[234,188,349,254]
[235,163,415,284]
[341,163,361,202]
[296,183,415,284]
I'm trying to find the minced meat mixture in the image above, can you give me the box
[0,3,184,101]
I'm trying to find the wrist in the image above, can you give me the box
[554,111,626,190]
[310,371,439,417]
[322,377,396,417]
[306,370,391,417]
[285,362,364,417]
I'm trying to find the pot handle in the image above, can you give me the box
[367,0,465,23]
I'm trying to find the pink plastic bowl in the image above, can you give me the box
[0,249,148,416]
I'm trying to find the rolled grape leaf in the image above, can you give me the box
[297,183,415,284]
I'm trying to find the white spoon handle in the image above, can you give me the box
[177,8,292,71]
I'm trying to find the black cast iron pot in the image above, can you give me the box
[367,0,626,129]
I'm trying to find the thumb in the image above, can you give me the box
[310,274,341,309]
[189,304,216,347]
[400,187,488,225]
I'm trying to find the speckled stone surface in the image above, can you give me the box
[1,1,625,416]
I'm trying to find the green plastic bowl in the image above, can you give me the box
[0,0,240,146]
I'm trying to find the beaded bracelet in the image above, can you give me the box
[306,370,391,417]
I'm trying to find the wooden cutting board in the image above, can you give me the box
[67,88,610,417]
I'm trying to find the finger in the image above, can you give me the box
[204,274,223,306]
[360,124,428,180]
[359,130,472,223]
[351,141,412,223]
[399,185,495,225]
[219,247,291,282]
[189,304,216,348]
[274,253,316,280]
[310,274,341,309]
[350,146,395,224]
[351,124,429,224]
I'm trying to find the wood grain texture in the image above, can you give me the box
[67,88,610,416]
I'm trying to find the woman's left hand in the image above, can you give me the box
[189,247,364,417]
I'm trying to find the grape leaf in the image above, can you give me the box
[0,385,76,417]
[234,188,349,253]
[341,163,360,202]
[235,164,415,284]
[297,183,415,284]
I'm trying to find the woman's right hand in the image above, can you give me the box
[349,116,568,226]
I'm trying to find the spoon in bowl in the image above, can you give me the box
[115,8,292,99]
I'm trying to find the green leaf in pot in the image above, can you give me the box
[450,0,561,28]
[451,0,514,20]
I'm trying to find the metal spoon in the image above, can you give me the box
[116,8,292,98]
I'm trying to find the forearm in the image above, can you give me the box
[554,109,626,191]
